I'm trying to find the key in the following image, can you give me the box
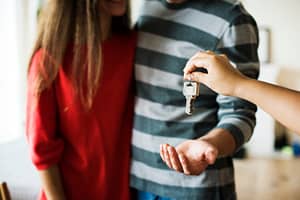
[183,81,200,115]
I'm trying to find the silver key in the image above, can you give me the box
[183,81,200,115]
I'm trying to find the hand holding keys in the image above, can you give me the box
[183,81,200,115]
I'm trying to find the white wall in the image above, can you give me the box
[0,1,23,143]
[243,0,300,69]
[242,0,300,108]
[131,0,143,24]
[0,0,39,143]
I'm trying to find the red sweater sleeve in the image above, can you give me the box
[26,50,64,170]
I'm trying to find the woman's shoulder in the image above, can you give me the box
[29,49,43,66]
[28,49,45,76]
[29,48,59,69]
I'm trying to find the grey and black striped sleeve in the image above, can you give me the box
[214,13,260,151]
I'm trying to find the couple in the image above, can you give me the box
[26,0,259,199]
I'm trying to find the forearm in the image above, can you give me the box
[39,165,66,200]
[197,128,236,157]
[236,78,300,134]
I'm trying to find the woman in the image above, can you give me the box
[26,0,136,199]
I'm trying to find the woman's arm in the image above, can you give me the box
[39,165,66,200]
[236,77,300,134]
[184,51,300,134]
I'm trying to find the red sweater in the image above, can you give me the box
[26,32,136,200]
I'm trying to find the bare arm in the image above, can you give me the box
[198,128,236,157]
[184,51,300,134]
[39,165,66,200]
[236,77,300,134]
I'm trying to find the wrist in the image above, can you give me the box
[198,128,236,157]
[232,75,250,98]
[196,136,220,157]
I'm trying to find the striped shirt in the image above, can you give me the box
[131,0,259,199]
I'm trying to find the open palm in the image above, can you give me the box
[160,139,218,175]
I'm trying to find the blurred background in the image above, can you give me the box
[0,0,300,199]
[0,0,42,199]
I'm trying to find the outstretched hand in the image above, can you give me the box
[160,139,218,175]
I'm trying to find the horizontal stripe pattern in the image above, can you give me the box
[135,81,217,107]
[138,16,219,49]
[132,0,259,198]
[138,31,203,59]
[132,145,234,170]
[217,117,253,142]
[132,130,185,153]
[135,97,218,122]
[216,44,259,64]
[160,0,242,23]
[133,114,216,138]
[216,94,257,147]
[141,0,229,38]
[135,47,186,75]
[135,64,183,91]
[131,160,234,188]
[135,64,216,95]
[131,175,236,200]
[217,24,258,48]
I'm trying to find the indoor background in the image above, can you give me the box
[1,0,300,199]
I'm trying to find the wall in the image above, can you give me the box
[243,0,300,69]
[0,1,23,143]
[0,0,39,143]
[131,0,143,24]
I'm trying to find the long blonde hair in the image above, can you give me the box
[29,0,130,109]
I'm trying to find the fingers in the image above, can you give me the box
[160,144,183,173]
[183,50,217,73]
[167,146,183,172]
[178,153,191,175]
[160,144,166,162]
[160,143,217,175]
[160,144,194,175]
[184,72,207,83]
[183,56,211,75]
[183,51,229,76]
[183,52,205,74]
[160,144,172,169]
